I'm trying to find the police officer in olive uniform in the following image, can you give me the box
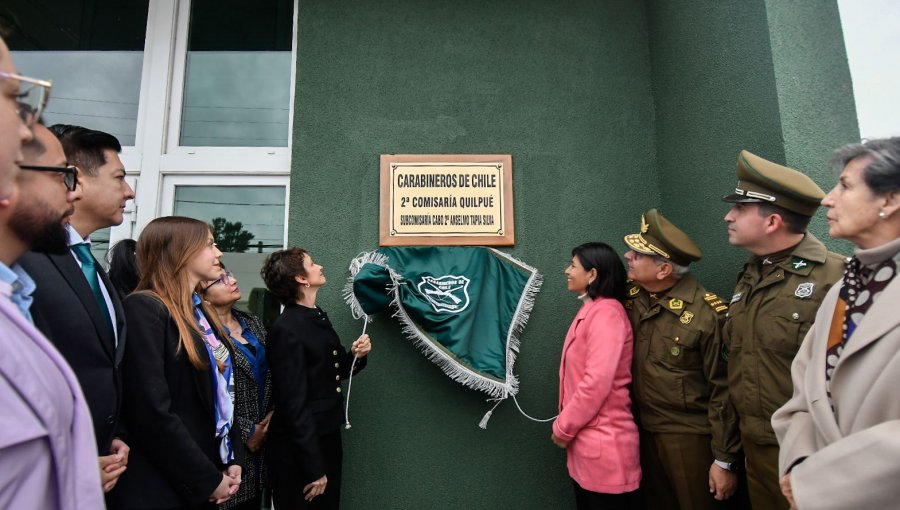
[623,209,741,510]
[721,151,846,510]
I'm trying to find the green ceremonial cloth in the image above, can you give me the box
[344,246,542,398]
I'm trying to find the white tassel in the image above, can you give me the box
[478,398,504,429]
[478,409,493,429]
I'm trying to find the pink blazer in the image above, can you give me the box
[553,296,641,493]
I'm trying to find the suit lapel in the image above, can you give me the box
[97,265,127,364]
[805,285,844,442]
[48,252,115,361]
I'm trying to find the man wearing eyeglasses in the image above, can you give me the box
[0,33,104,509]
[19,124,135,502]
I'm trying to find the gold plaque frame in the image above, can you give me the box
[379,154,514,246]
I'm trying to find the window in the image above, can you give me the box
[179,0,293,147]
[161,175,289,309]
[4,0,297,265]
[7,1,149,146]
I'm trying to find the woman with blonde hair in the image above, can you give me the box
[113,216,244,510]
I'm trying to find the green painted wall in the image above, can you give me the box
[288,1,857,507]
[647,0,859,297]
[291,0,656,507]
[764,0,859,255]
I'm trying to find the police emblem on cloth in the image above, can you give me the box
[418,275,472,313]
[794,282,815,298]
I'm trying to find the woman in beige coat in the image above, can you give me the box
[772,137,900,510]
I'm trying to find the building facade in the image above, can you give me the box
[5,1,866,507]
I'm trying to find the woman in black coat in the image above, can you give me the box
[113,217,243,510]
[261,247,372,509]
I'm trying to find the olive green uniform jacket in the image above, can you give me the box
[625,273,740,463]
[724,233,845,446]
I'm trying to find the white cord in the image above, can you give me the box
[478,393,558,429]
[512,393,557,422]
[344,318,366,429]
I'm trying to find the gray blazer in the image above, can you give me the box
[772,253,900,510]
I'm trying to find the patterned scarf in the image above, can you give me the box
[825,256,897,400]
[192,293,235,464]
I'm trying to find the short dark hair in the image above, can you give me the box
[831,137,900,196]
[756,202,811,235]
[48,124,121,177]
[572,242,627,301]
[261,247,309,306]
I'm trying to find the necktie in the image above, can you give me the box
[72,243,115,338]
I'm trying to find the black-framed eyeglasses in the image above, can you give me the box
[202,271,234,292]
[0,71,53,128]
[18,164,78,191]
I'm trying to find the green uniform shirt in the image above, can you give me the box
[625,273,740,463]
[723,233,846,446]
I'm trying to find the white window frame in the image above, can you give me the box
[129,0,297,238]
[159,174,291,250]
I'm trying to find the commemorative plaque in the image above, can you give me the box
[379,154,514,246]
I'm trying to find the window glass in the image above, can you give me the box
[90,227,111,265]
[174,185,286,309]
[180,0,293,147]
[6,0,149,146]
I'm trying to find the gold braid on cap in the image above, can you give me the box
[638,214,670,259]
[644,238,670,259]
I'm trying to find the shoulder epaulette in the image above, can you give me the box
[704,292,728,314]
[626,284,640,298]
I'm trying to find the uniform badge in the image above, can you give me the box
[791,257,808,270]
[640,214,649,234]
[729,292,742,304]
[794,282,815,298]
[628,286,640,297]
[670,345,681,356]
[623,300,633,310]
[680,311,694,325]
[668,298,684,310]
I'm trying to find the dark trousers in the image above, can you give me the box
[639,430,752,510]
[271,429,343,510]
[742,436,789,510]
[573,480,638,510]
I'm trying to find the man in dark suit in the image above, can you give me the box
[19,124,136,499]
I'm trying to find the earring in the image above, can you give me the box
[880,211,887,219]
[305,282,311,288]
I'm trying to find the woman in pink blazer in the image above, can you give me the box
[552,242,641,509]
